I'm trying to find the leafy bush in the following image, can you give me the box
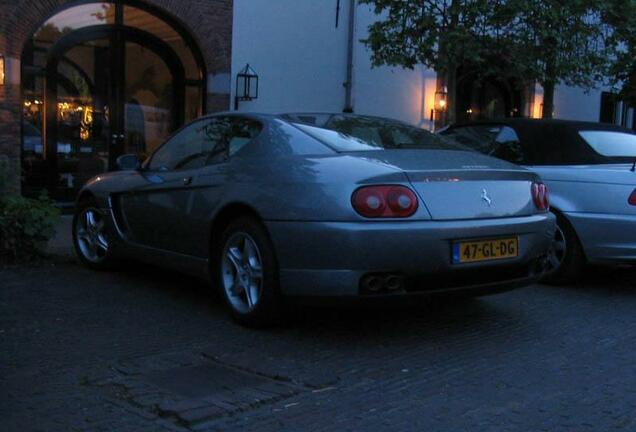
[0,160,60,263]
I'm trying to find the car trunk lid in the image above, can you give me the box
[354,149,539,220]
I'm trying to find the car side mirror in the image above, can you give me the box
[116,154,141,171]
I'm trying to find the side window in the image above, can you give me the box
[147,117,262,171]
[443,125,527,164]
[491,126,525,164]
[222,117,263,160]
[147,118,231,171]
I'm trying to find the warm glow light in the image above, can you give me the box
[434,87,448,113]
[0,55,4,86]
[423,76,437,126]
[532,88,544,119]
[80,106,93,140]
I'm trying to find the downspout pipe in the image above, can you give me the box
[343,0,355,113]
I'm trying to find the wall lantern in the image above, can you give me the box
[234,63,259,110]
[434,87,448,112]
[0,55,5,86]
[430,86,448,123]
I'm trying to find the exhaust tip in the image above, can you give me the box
[384,275,404,292]
[360,273,404,294]
[360,274,383,293]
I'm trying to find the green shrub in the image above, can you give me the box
[0,160,60,263]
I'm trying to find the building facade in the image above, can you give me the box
[0,0,629,201]
[231,0,622,128]
[0,0,232,201]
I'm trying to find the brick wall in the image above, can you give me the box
[0,0,233,194]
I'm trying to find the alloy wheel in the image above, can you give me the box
[221,232,264,314]
[75,208,109,263]
[546,224,567,273]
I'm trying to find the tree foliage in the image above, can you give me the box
[502,0,613,117]
[361,0,499,71]
[360,0,511,122]
[360,0,621,120]
[602,0,636,105]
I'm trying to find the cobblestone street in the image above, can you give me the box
[2,250,636,431]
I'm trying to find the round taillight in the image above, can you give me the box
[352,185,418,218]
[629,189,636,206]
[531,182,549,211]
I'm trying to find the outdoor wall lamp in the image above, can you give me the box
[434,87,448,112]
[0,55,5,86]
[430,86,448,122]
[235,63,259,110]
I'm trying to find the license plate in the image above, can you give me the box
[452,237,519,264]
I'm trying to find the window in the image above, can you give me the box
[441,125,526,164]
[148,118,227,170]
[599,92,618,124]
[289,114,466,152]
[579,130,636,158]
[147,117,262,170]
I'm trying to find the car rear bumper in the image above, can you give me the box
[265,214,555,297]
[566,212,636,264]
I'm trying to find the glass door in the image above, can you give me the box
[44,28,183,202]
[49,37,113,202]
[123,40,180,161]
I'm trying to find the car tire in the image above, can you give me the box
[541,212,586,285]
[72,197,118,270]
[214,216,284,327]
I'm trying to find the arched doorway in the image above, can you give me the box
[21,1,206,203]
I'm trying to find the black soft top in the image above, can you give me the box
[444,118,636,165]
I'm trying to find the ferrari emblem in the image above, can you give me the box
[481,189,492,207]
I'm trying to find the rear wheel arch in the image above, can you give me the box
[542,205,587,284]
[549,206,583,251]
[550,206,576,235]
[76,190,96,205]
[210,203,268,249]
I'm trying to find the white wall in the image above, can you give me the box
[232,0,350,114]
[352,4,436,128]
[231,0,431,127]
[553,85,604,122]
[232,1,606,127]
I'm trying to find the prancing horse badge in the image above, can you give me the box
[481,189,492,207]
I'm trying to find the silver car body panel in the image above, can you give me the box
[532,164,636,263]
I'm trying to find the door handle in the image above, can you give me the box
[183,176,193,186]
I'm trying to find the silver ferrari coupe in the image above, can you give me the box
[73,113,555,326]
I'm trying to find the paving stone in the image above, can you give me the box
[3,262,636,431]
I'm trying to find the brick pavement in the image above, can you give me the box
[2,258,636,431]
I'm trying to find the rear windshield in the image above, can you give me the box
[440,125,527,164]
[578,130,636,157]
[287,114,466,152]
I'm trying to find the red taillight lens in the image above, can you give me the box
[352,185,418,218]
[531,182,550,211]
[629,189,636,206]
